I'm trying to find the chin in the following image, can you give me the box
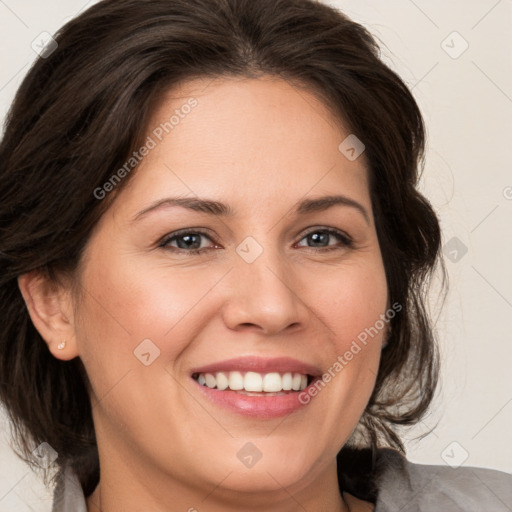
[199,443,318,493]
[216,463,311,493]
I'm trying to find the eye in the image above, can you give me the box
[295,228,353,251]
[159,229,217,254]
[158,227,353,256]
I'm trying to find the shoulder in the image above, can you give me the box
[51,464,88,512]
[374,448,512,512]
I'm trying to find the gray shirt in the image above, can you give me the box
[52,448,512,511]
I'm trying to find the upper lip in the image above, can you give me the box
[190,356,322,377]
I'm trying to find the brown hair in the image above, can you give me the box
[0,0,445,497]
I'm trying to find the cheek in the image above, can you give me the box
[78,250,213,340]
[73,247,238,407]
[307,258,388,405]
[313,257,388,343]
[76,243,387,374]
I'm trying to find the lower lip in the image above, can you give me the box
[192,378,318,419]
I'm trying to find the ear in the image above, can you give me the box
[17,270,79,361]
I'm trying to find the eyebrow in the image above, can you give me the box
[132,194,370,225]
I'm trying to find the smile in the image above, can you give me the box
[190,357,322,418]
[192,371,312,393]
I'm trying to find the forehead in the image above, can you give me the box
[111,75,371,219]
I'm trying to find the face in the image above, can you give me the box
[70,76,388,500]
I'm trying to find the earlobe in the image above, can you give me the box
[17,270,79,361]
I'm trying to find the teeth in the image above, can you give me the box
[263,372,282,392]
[292,373,302,391]
[194,371,310,392]
[245,371,263,392]
[205,373,216,388]
[282,372,292,390]
[229,371,244,390]
[216,371,229,390]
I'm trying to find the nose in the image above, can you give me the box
[221,244,308,336]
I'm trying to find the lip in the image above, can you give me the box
[189,356,323,377]
[193,383,320,418]
[189,356,323,419]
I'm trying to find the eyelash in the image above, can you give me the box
[158,227,354,255]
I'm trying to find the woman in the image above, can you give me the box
[0,0,510,511]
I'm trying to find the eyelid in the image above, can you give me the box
[295,227,353,249]
[296,225,351,240]
[158,228,217,249]
[158,226,353,254]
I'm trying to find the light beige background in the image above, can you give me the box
[1,0,511,510]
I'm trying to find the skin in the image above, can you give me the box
[19,75,388,512]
